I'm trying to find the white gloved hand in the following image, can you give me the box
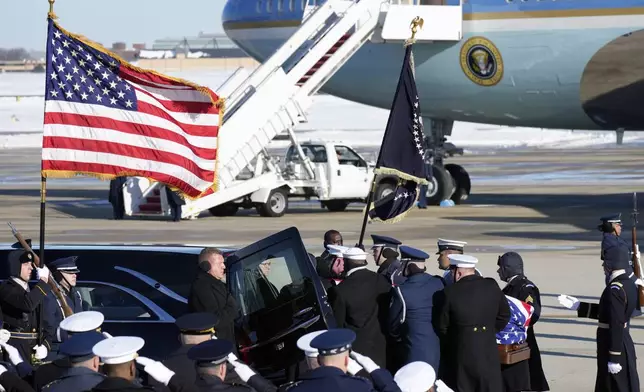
[0,342,24,366]
[33,345,47,360]
[36,265,49,282]
[557,294,580,311]
[0,364,6,377]
[347,358,363,375]
[136,356,175,386]
[102,331,113,339]
[227,352,238,362]
[608,362,622,374]
[349,351,379,373]
[435,379,455,392]
[230,360,255,382]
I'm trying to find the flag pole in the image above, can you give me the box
[356,17,422,248]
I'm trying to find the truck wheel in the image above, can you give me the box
[374,181,396,202]
[257,188,289,217]
[325,200,350,212]
[208,203,239,217]
[445,163,471,205]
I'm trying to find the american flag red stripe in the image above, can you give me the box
[42,20,222,199]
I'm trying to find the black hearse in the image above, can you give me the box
[0,227,336,379]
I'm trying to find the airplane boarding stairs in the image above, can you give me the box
[124,0,463,219]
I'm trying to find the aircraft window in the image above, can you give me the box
[76,283,158,321]
[256,0,263,13]
[335,145,367,168]
[267,0,272,12]
[289,0,294,11]
[300,0,305,9]
[278,0,283,12]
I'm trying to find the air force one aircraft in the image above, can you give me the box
[222,0,644,203]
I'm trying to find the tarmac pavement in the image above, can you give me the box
[0,146,643,390]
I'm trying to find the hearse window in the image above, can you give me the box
[76,283,158,321]
[232,244,306,316]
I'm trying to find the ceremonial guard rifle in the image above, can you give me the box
[631,193,644,305]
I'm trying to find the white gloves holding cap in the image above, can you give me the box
[608,362,622,374]
[33,345,48,360]
[0,342,22,366]
[349,351,379,374]
[136,356,175,386]
[229,360,255,382]
[36,265,49,282]
[557,294,580,311]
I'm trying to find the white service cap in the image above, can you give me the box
[326,245,349,257]
[448,254,478,269]
[343,247,368,261]
[394,361,436,392]
[59,311,105,333]
[296,330,327,358]
[92,336,144,365]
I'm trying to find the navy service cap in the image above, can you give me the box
[175,312,218,335]
[436,238,467,254]
[371,235,402,248]
[187,339,233,367]
[399,245,429,261]
[92,336,144,365]
[600,213,622,224]
[48,256,80,274]
[59,331,105,363]
[59,311,105,333]
[310,328,356,356]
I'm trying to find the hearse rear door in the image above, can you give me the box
[226,226,336,374]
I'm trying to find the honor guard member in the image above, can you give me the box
[393,361,454,392]
[327,248,392,368]
[599,214,635,276]
[150,312,240,391]
[438,254,510,392]
[0,250,51,364]
[388,246,444,373]
[295,331,364,377]
[43,256,84,354]
[318,245,347,290]
[33,311,107,391]
[41,331,107,392]
[435,239,481,285]
[370,235,403,284]
[286,329,384,392]
[187,338,275,392]
[91,336,194,392]
[497,252,549,392]
[558,245,640,392]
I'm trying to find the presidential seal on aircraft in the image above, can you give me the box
[460,36,504,87]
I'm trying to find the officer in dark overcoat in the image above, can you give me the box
[438,254,510,392]
[108,176,127,220]
[41,331,106,392]
[327,248,392,368]
[370,235,403,285]
[0,250,51,364]
[388,246,444,374]
[558,245,640,392]
[42,256,84,355]
[497,252,549,392]
[165,186,186,222]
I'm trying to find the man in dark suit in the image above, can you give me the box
[108,177,126,220]
[438,253,510,392]
[188,248,239,351]
[165,186,185,222]
[327,247,391,368]
[497,252,549,392]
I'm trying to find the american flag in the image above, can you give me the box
[41,19,222,199]
[496,295,534,345]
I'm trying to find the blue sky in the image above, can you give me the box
[1,0,226,50]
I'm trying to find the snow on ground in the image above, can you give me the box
[2,69,644,150]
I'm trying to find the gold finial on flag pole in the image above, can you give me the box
[48,0,57,20]
[405,16,424,46]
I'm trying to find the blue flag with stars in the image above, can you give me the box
[367,45,428,223]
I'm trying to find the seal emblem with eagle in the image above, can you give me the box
[460,36,504,86]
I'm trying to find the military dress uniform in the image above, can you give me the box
[571,246,640,392]
[42,257,84,355]
[41,331,106,392]
[435,239,481,286]
[370,235,404,286]
[438,254,510,392]
[599,214,634,276]
[0,250,51,364]
[388,246,444,373]
[497,252,549,392]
